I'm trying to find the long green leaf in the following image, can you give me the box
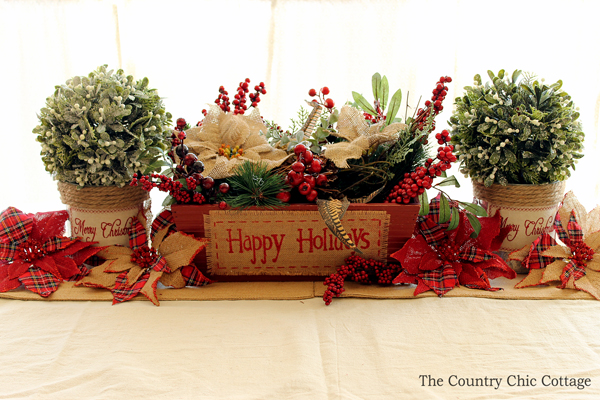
[436,176,460,188]
[381,75,389,111]
[439,194,451,223]
[352,91,376,115]
[459,201,488,217]
[372,73,381,104]
[384,88,402,126]
[467,212,482,238]
[418,191,429,216]
[447,208,459,231]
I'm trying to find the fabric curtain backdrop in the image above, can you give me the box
[1,0,599,214]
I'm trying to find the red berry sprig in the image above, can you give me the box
[384,129,455,204]
[308,87,335,110]
[215,86,231,113]
[323,255,401,305]
[216,78,266,115]
[412,76,452,133]
[285,144,330,202]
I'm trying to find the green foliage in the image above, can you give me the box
[224,161,289,209]
[352,72,403,126]
[450,69,584,187]
[33,65,172,187]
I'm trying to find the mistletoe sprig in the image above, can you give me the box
[450,69,584,187]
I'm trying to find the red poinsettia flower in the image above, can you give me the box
[0,207,103,297]
[391,199,516,296]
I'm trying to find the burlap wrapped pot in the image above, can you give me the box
[58,182,150,247]
[472,180,566,273]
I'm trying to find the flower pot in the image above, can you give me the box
[171,202,420,281]
[58,182,150,247]
[472,180,566,273]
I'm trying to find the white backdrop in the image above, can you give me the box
[1,0,599,213]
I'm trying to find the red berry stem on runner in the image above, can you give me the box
[323,255,401,305]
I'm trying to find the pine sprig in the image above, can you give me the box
[225,161,289,209]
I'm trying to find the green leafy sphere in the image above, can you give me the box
[449,69,584,187]
[33,65,172,187]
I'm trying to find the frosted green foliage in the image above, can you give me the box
[33,65,172,187]
[450,69,584,187]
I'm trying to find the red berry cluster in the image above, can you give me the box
[362,98,387,124]
[384,129,455,204]
[215,78,266,115]
[285,144,329,202]
[196,109,208,127]
[308,87,335,109]
[322,255,401,305]
[130,245,159,270]
[570,241,595,266]
[413,76,452,133]
[134,117,230,207]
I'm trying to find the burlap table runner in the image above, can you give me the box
[0,277,594,301]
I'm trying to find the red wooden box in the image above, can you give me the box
[171,203,419,281]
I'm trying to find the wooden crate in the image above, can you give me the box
[171,203,419,281]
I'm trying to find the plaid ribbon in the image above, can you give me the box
[128,217,148,250]
[418,218,447,247]
[567,211,584,245]
[41,236,75,254]
[523,233,556,270]
[459,246,493,263]
[180,265,213,286]
[18,267,61,297]
[0,207,34,261]
[559,260,586,287]
[553,212,569,244]
[112,270,148,304]
[420,264,458,297]
[151,209,175,241]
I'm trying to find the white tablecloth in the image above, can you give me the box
[1,297,599,399]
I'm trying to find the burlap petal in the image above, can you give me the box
[126,266,144,285]
[509,244,531,261]
[586,254,600,271]
[323,136,370,168]
[574,271,600,300]
[515,268,546,288]
[152,224,175,250]
[97,246,133,260]
[76,266,117,289]
[104,257,136,273]
[140,269,163,306]
[585,230,600,251]
[540,260,567,284]
[160,269,186,289]
[159,233,207,271]
[584,206,600,236]
[333,106,368,141]
[542,245,571,259]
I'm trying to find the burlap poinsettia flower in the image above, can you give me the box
[391,197,515,296]
[184,105,289,179]
[322,105,407,168]
[77,211,208,305]
[511,192,600,298]
[0,207,102,297]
